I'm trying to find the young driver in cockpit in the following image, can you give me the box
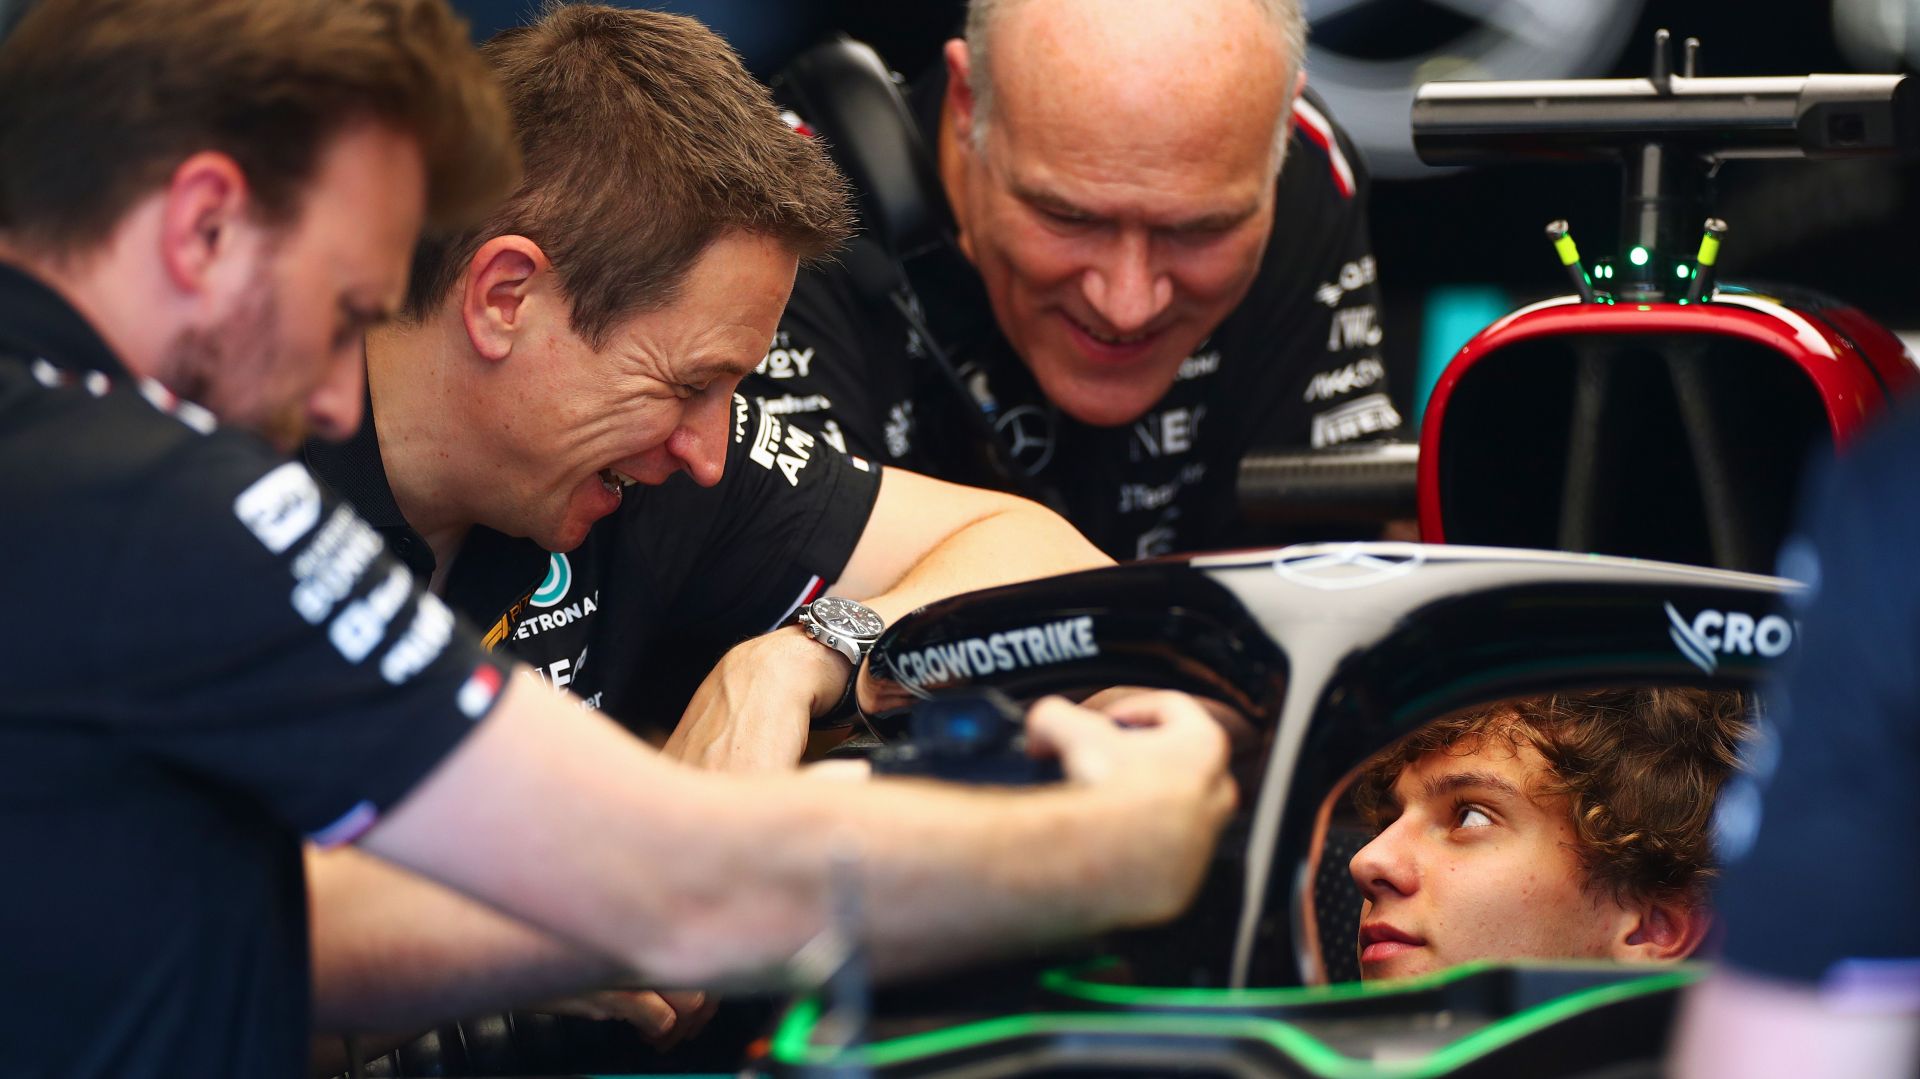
[1347,688,1750,982]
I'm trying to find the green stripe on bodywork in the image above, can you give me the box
[768,964,1701,1077]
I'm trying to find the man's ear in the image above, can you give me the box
[943,39,978,150]
[1614,894,1711,963]
[158,151,251,298]
[940,38,982,262]
[461,235,550,363]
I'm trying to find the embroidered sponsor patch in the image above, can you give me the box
[457,663,505,720]
[1309,393,1401,447]
[748,409,817,486]
[233,462,324,555]
[1304,358,1386,402]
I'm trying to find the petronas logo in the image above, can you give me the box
[530,554,572,609]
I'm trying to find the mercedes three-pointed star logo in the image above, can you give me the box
[995,404,1056,475]
[1271,545,1425,590]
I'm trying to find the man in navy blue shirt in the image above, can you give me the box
[1674,407,1920,1076]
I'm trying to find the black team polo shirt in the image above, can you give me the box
[0,263,511,1078]
[304,383,883,738]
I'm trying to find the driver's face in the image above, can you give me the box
[166,122,425,451]
[946,34,1285,428]
[1347,739,1634,982]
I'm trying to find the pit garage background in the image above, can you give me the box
[3,0,1898,430]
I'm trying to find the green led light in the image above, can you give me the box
[1629,246,1650,267]
[1676,264,1691,279]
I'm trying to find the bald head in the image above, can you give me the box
[938,0,1308,429]
[964,0,1304,171]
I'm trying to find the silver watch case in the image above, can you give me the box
[797,596,886,667]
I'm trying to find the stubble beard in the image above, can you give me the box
[161,277,307,451]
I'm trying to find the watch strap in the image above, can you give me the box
[811,655,865,729]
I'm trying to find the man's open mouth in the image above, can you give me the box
[1066,313,1158,347]
[598,467,639,497]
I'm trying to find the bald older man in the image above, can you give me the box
[749,0,1397,562]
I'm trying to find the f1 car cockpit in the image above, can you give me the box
[750,541,1794,1079]
[352,542,1793,1078]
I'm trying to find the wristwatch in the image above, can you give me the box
[796,597,886,725]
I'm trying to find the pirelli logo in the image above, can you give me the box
[1310,393,1401,448]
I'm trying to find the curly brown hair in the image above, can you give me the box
[1350,688,1751,906]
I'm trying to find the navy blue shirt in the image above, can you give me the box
[1714,405,1920,1006]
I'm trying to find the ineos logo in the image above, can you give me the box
[1664,603,1794,675]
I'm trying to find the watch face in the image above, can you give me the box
[814,597,884,638]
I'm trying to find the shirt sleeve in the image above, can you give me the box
[95,433,509,847]
[627,393,883,637]
[751,239,907,462]
[1713,410,1920,1004]
[1236,97,1403,456]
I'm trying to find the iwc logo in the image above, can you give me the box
[530,553,572,608]
[995,405,1056,475]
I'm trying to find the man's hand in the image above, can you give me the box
[663,626,853,773]
[537,989,717,1051]
[1025,692,1237,924]
[1076,686,1259,753]
[365,675,1237,986]
[664,470,1111,774]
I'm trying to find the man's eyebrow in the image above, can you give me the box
[1010,181,1258,233]
[1164,203,1260,234]
[1421,769,1524,802]
[1011,180,1099,221]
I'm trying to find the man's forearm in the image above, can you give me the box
[665,481,1111,770]
[604,776,1201,983]
[858,500,1109,623]
[365,683,1229,989]
[835,471,1111,620]
[774,778,1209,978]
[307,846,625,1033]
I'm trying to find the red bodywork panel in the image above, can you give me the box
[1418,292,1919,543]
